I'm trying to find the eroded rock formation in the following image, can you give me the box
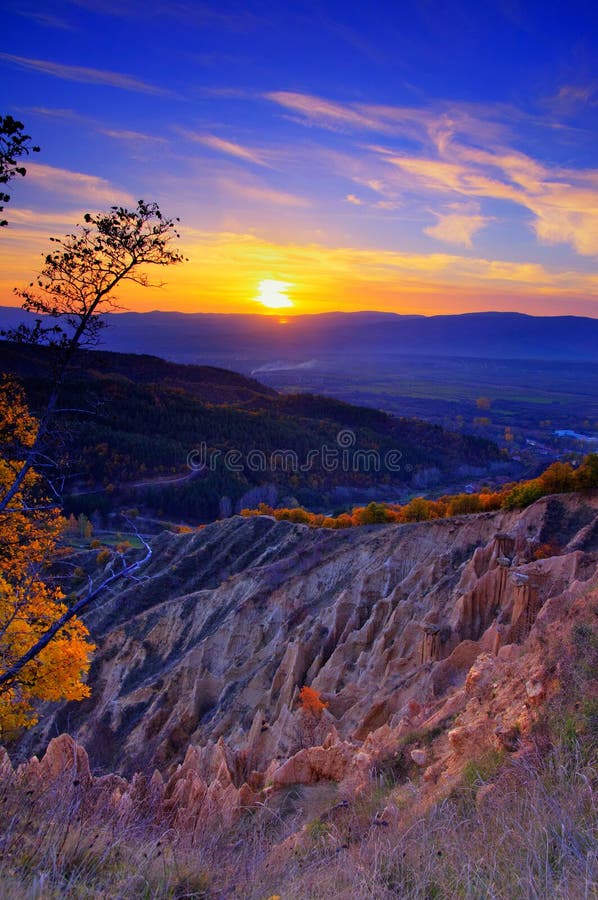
[11,492,598,816]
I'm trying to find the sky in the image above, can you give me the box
[2,0,598,317]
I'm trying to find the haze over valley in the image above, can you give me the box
[3,306,596,469]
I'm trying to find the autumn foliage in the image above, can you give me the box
[241,454,598,530]
[0,376,94,738]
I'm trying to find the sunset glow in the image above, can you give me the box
[1,2,597,317]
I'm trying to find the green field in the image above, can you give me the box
[255,354,598,460]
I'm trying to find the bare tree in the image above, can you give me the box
[2,199,186,514]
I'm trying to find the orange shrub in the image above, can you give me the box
[237,454,597,531]
[538,461,575,494]
[533,541,561,560]
[298,685,328,718]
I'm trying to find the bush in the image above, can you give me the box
[95,548,111,566]
[447,493,482,516]
[502,479,544,509]
[538,461,576,494]
[402,497,432,521]
[574,453,598,489]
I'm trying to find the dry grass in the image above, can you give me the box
[297,742,597,900]
[2,616,597,897]
[0,734,595,899]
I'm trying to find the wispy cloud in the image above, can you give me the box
[25,107,168,149]
[179,130,270,167]
[0,53,172,96]
[267,90,598,256]
[25,163,134,206]
[266,91,509,146]
[546,83,598,116]
[68,0,264,30]
[100,128,168,144]
[424,206,493,247]
[26,106,87,121]
[6,208,89,227]
[385,147,598,255]
[192,85,252,99]
[14,9,76,30]
[266,90,404,133]
[218,178,309,207]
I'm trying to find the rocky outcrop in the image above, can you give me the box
[2,732,255,832]
[8,567,595,838]
[13,492,598,795]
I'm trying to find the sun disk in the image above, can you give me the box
[254,279,294,310]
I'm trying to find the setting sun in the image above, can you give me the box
[254,279,294,310]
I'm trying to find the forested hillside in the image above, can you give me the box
[0,341,504,523]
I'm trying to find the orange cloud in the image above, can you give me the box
[24,163,134,206]
[117,229,598,312]
[424,210,493,247]
[5,208,88,227]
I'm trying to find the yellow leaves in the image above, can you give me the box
[0,375,94,739]
[0,375,38,450]
[0,572,94,738]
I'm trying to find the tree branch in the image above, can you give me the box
[0,532,152,693]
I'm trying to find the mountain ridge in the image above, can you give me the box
[2,307,597,362]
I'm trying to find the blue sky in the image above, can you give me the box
[2,0,598,315]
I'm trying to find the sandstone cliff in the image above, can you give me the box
[4,491,597,898]
[16,490,597,795]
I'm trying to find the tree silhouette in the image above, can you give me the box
[3,200,185,513]
[0,115,39,227]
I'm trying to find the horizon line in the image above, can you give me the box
[0,304,597,322]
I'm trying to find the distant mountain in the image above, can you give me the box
[1,307,597,364]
